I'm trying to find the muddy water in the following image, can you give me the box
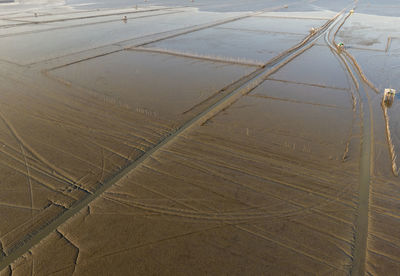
[51,50,257,121]
[11,71,362,274]
[344,50,400,92]
[335,9,400,275]
[254,79,353,108]
[0,9,362,274]
[3,7,168,22]
[0,9,178,31]
[65,0,296,12]
[337,13,400,51]
[144,27,306,65]
[0,51,256,257]
[1,0,400,275]
[271,44,352,89]
[221,16,328,35]
[0,9,239,64]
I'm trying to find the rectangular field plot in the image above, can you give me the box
[270,45,351,90]
[3,7,167,22]
[219,15,328,35]
[206,95,354,160]
[337,13,400,51]
[256,10,335,20]
[0,9,237,65]
[0,10,181,37]
[32,83,361,274]
[0,49,254,253]
[143,27,305,65]
[49,50,256,121]
[344,49,400,92]
[251,79,353,109]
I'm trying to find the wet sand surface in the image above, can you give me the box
[0,0,399,275]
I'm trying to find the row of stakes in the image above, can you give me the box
[125,8,400,109]
[121,6,396,108]
[122,0,197,22]
[36,7,398,107]
[308,9,356,49]
[307,8,397,107]
[32,7,396,107]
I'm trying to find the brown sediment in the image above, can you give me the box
[1,204,66,255]
[325,7,374,276]
[0,241,4,259]
[0,110,80,187]
[4,1,399,274]
[0,6,346,270]
[17,76,359,273]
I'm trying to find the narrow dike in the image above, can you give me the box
[0,8,345,271]
[324,6,373,275]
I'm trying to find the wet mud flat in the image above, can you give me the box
[2,43,363,274]
[0,0,400,275]
[0,48,257,258]
[0,0,312,270]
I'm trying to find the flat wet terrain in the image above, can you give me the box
[0,0,399,275]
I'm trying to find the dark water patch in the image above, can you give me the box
[270,45,351,90]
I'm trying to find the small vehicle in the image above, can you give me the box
[337,42,345,50]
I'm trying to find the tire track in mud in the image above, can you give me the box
[0,7,346,271]
[325,7,374,276]
[0,110,90,194]
[131,141,359,227]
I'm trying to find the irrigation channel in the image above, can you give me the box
[0,2,371,272]
[324,6,375,275]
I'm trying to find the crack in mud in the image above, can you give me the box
[0,4,349,271]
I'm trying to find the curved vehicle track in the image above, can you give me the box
[324,7,375,275]
[0,4,350,271]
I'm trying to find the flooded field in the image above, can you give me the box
[0,0,399,275]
